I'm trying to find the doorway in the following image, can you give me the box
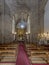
[15,19,27,42]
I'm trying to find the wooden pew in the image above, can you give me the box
[0,43,18,62]
[30,50,49,63]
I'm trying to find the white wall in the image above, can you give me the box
[44,0,49,33]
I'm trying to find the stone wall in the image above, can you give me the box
[0,0,47,43]
[44,0,49,33]
[0,0,14,43]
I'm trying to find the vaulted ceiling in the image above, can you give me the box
[0,0,48,16]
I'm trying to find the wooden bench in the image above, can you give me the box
[31,50,49,63]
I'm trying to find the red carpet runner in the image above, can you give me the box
[16,43,49,65]
[16,43,31,65]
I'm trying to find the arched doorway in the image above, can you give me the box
[15,19,27,42]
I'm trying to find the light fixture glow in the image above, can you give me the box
[21,24,25,29]
[26,32,29,34]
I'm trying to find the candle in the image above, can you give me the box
[27,15,30,34]
[12,16,15,40]
[12,16,15,33]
